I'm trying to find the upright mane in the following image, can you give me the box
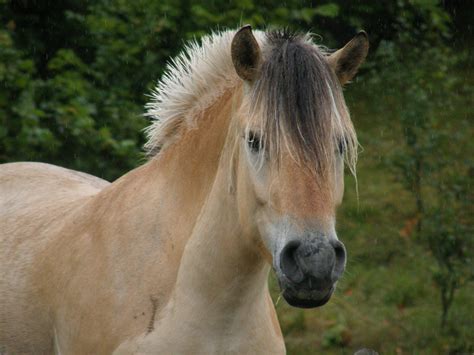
[144,28,358,176]
[144,30,266,156]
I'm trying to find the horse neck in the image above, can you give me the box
[157,98,277,340]
[173,160,269,307]
[75,85,279,351]
[139,135,275,350]
[85,87,247,295]
[95,88,236,238]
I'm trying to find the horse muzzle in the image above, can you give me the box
[275,235,346,308]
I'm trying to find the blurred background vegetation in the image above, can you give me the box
[1,0,472,353]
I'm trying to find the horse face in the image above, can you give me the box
[235,125,346,308]
[231,25,367,308]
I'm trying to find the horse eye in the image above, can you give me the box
[247,131,262,153]
[337,137,347,155]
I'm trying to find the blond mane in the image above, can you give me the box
[144,30,266,156]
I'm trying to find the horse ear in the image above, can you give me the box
[231,25,261,82]
[327,31,369,85]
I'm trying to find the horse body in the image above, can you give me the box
[0,93,283,354]
[0,162,109,352]
[0,27,367,353]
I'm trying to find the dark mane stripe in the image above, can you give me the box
[249,30,357,175]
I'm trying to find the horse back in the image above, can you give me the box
[0,162,109,353]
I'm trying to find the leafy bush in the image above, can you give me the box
[366,0,473,333]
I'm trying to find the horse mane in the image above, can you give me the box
[144,28,358,177]
[249,29,358,176]
[144,30,266,156]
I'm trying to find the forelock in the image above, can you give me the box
[247,29,358,176]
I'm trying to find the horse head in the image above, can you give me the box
[230,26,368,308]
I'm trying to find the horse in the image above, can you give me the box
[0,26,368,354]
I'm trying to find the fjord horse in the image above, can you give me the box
[0,26,368,353]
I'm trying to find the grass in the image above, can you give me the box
[269,79,474,354]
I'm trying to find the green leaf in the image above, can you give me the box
[314,3,340,18]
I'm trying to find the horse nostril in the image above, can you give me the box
[280,240,305,284]
[331,240,346,282]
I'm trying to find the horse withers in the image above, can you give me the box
[0,26,368,353]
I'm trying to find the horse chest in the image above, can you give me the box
[113,323,285,354]
[112,295,284,354]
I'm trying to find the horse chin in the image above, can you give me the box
[281,286,334,309]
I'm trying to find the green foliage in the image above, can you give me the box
[366,0,473,335]
[383,275,425,308]
[1,1,154,179]
[321,315,350,348]
[283,309,307,335]
[423,171,473,329]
